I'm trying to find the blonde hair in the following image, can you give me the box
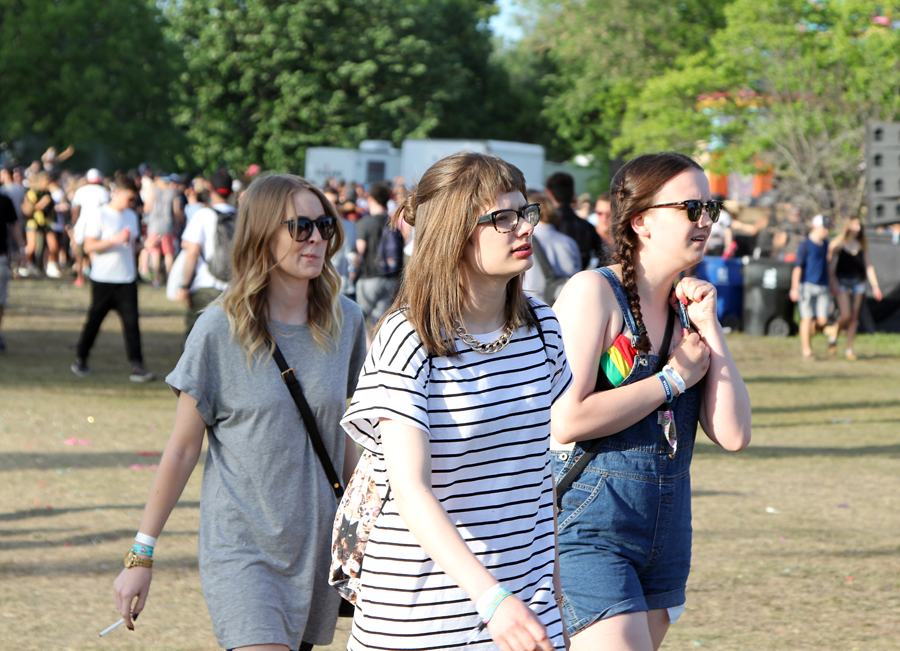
[832,216,868,253]
[378,151,537,358]
[217,174,345,366]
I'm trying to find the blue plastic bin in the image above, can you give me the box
[692,256,744,330]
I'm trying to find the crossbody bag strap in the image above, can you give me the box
[271,343,344,501]
[556,305,676,499]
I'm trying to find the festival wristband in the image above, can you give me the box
[131,543,154,557]
[475,584,513,623]
[134,532,158,547]
[656,372,673,404]
[662,365,686,395]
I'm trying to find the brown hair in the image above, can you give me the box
[527,191,559,226]
[216,174,345,365]
[378,151,537,357]
[833,216,868,253]
[610,152,703,354]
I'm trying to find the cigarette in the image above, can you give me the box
[99,618,125,637]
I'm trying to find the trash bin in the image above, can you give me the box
[742,259,797,337]
[693,256,744,330]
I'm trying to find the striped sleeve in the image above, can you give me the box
[341,311,431,453]
[533,302,573,405]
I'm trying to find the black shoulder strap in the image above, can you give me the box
[557,304,676,500]
[271,343,343,501]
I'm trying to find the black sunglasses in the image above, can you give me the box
[280,215,337,242]
[476,202,541,233]
[645,200,723,223]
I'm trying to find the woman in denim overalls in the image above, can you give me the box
[550,153,752,651]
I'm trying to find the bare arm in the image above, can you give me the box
[356,238,366,257]
[551,271,710,444]
[84,229,130,254]
[113,392,207,628]
[381,419,552,651]
[175,240,202,308]
[789,265,802,302]
[676,278,751,451]
[864,252,882,301]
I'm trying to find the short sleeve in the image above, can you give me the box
[181,208,209,245]
[341,311,431,453]
[82,208,103,240]
[165,308,225,426]
[533,302,573,404]
[795,239,808,268]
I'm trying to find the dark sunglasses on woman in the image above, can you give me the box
[645,200,723,224]
[281,215,337,242]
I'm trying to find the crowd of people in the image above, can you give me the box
[0,146,885,651]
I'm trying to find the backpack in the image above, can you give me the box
[374,218,404,276]
[206,205,236,282]
[532,237,568,304]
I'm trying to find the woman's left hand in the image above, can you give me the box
[674,277,718,333]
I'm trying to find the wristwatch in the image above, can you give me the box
[124,550,153,569]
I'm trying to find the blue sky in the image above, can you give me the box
[489,0,525,41]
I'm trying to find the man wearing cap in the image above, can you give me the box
[175,169,235,341]
[71,169,110,287]
[790,214,838,359]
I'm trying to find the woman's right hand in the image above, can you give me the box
[486,595,553,651]
[113,566,152,629]
[668,332,710,389]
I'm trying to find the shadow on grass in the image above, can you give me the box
[0,451,202,472]
[0,501,199,523]
[0,527,199,551]
[744,374,876,383]
[696,444,900,458]
[753,399,900,414]
[0,555,200,576]
[750,418,900,429]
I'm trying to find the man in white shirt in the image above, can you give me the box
[175,169,234,340]
[70,168,109,287]
[71,176,155,382]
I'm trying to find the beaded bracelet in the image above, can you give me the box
[656,372,673,404]
[131,543,154,557]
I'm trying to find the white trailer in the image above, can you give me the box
[304,140,400,188]
[400,139,545,188]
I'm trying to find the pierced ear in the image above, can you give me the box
[631,212,651,238]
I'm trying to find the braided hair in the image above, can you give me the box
[610,152,703,354]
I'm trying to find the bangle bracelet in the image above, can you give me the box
[135,532,157,547]
[662,365,686,395]
[131,543,154,557]
[656,372,673,404]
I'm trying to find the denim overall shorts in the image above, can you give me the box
[551,267,702,636]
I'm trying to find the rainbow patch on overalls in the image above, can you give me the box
[599,333,638,388]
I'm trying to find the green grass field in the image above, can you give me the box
[1,277,898,650]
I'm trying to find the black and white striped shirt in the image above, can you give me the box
[341,303,572,650]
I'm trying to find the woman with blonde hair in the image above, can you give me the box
[341,151,572,651]
[826,216,883,359]
[113,174,367,651]
[550,152,751,651]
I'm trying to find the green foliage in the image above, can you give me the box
[524,0,732,160]
[0,0,186,170]
[616,0,900,215]
[167,0,503,173]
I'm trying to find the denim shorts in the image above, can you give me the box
[838,278,867,295]
[552,447,693,636]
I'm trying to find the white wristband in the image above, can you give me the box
[134,532,158,547]
[663,365,686,396]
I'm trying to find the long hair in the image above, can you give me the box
[610,152,703,354]
[832,217,868,253]
[377,151,538,358]
[217,174,345,366]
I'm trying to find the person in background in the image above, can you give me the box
[70,169,110,287]
[704,193,734,257]
[576,192,593,220]
[20,171,61,277]
[789,214,838,359]
[71,176,155,381]
[825,217,883,360]
[183,177,209,223]
[0,191,18,351]
[551,151,750,651]
[47,171,71,271]
[141,174,178,287]
[773,203,808,262]
[1,167,27,267]
[546,171,604,270]
[523,190,581,304]
[594,192,614,265]
[355,181,397,329]
[113,173,366,651]
[175,170,235,341]
[324,187,358,299]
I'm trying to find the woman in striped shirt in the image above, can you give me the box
[341,151,573,651]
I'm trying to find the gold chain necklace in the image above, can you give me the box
[454,320,516,354]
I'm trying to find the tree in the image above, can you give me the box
[521,0,732,160]
[166,0,503,173]
[0,0,186,170]
[615,0,900,216]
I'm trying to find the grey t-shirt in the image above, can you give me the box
[146,185,176,235]
[166,298,366,649]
